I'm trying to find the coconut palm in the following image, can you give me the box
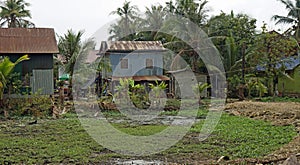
[139,5,166,40]
[58,29,96,91]
[0,0,34,28]
[58,30,84,64]
[109,1,140,40]
[175,0,209,26]
[272,0,300,40]
[157,0,211,71]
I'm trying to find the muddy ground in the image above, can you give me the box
[224,101,300,164]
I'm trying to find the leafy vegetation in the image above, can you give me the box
[1,0,300,164]
[57,30,96,77]
[0,0,34,27]
[0,55,30,117]
[272,0,300,40]
[260,96,300,103]
[0,112,297,164]
[182,113,297,159]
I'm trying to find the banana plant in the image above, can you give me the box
[0,55,30,116]
[0,55,29,100]
[193,82,210,104]
[149,80,168,99]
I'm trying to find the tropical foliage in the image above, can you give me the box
[109,1,140,40]
[250,27,298,96]
[207,11,257,73]
[0,55,29,117]
[58,30,96,77]
[0,55,29,100]
[272,0,300,40]
[0,0,34,27]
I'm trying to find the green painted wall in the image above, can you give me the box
[0,53,53,76]
[278,66,300,95]
[0,53,54,95]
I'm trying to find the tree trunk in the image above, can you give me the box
[0,98,8,119]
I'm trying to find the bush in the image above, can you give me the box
[4,95,52,118]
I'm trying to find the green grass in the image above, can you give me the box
[0,111,297,164]
[0,118,106,164]
[260,96,300,103]
[112,124,168,136]
[167,113,297,159]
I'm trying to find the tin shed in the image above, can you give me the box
[0,28,59,95]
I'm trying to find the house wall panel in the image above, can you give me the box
[278,67,300,95]
[32,69,54,95]
[1,53,53,76]
[109,52,163,77]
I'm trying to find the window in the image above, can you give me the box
[120,58,128,69]
[146,58,153,69]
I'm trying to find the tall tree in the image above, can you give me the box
[207,11,257,73]
[58,30,84,65]
[250,28,298,96]
[272,0,300,40]
[109,1,140,40]
[139,5,166,40]
[58,30,96,78]
[164,0,209,26]
[174,0,209,26]
[158,0,210,71]
[0,0,34,28]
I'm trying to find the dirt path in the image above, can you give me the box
[225,101,300,164]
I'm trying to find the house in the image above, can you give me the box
[167,68,208,98]
[277,56,300,97]
[98,41,169,94]
[0,28,59,95]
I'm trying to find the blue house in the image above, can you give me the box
[98,41,169,93]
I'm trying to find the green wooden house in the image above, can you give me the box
[0,28,59,95]
[278,56,300,97]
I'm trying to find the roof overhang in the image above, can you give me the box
[112,75,170,81]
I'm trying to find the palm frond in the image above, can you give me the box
[272,15,296,24]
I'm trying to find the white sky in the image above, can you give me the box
[27,0,289,41]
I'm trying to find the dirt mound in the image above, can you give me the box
[225,101,300,130]
[225,101,300,164]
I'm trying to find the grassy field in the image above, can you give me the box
[0,111,297,164]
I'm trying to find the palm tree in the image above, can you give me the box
[159,14,208,71]
[139,5,165,40]
[58,29,96,91]
[59,30,96,74]
[157,0,211,71]
[272,0,300,40]
[145,5,165,29]
[109,1,139,40]
[0,0,34,28]
[58,30,84,64]
[0,55,29,116]
[175,0,209,26]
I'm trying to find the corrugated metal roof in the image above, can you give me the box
[0,28,59,54]
[99,41,166,54]
[112,75,169,81]
[257,56,300,71]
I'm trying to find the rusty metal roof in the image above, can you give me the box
[0,28,59,54]
[99,41,166,54]
[112,75,169,81]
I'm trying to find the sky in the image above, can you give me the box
[27,0,289,45]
